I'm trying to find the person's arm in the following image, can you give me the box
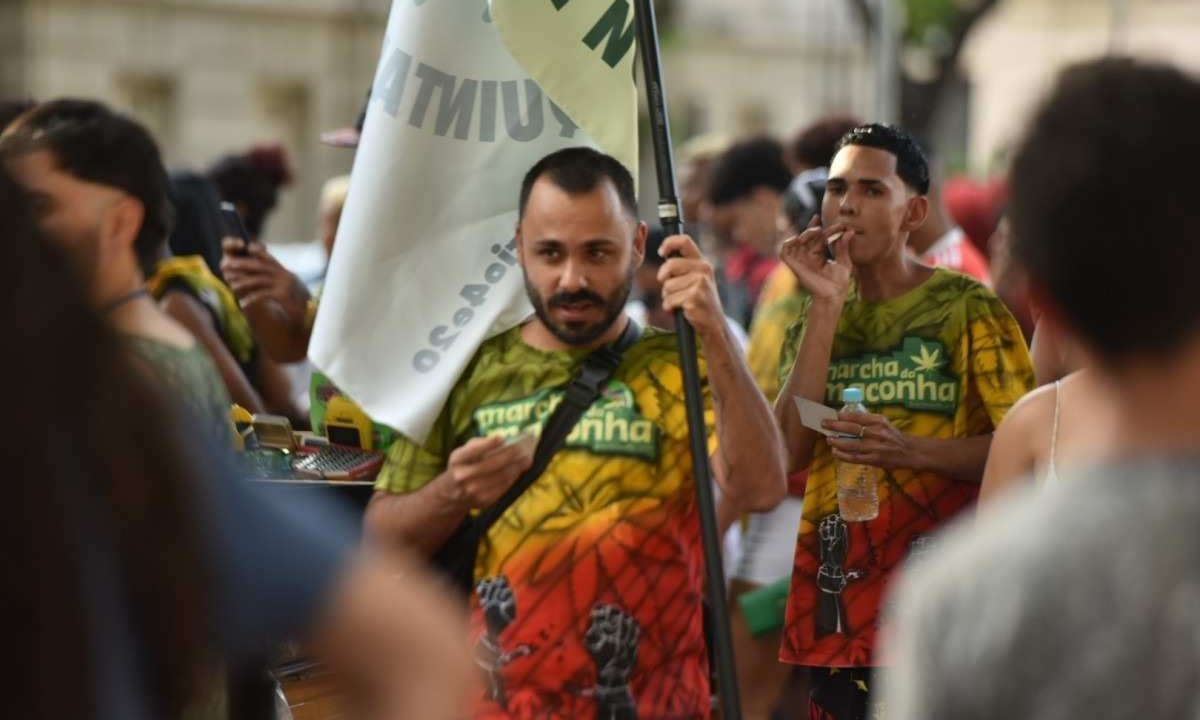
[364,435,534,557]
[159,290,266,413]
[251,346,307,426]
[657,234,786,512]
[772,219,856,473]
[822,418,993,484]
[220,238,312,362]
[979,387,1048,505]
[307,553,472,719]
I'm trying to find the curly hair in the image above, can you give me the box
[207,143,294,239]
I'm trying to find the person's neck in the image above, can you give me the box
[854,253,933,303]
[98,269,195,349]
[906,207,953,257]
[521,313,629,353]
[1102,339,1200,457]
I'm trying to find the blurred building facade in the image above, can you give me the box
[6,0,1200,240]
[662,0,875,147]
[2,0,388,245]
[965,0,1200,172]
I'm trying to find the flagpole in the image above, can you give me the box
[633,2,743,718]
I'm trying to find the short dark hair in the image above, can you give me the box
[790,114,863,170]
[1010,57,1200,362]
[0,99,173,275]
[705,136,792,206]
[835,123,930,195]
[519,146,638,220]
[207,144,293,239]
[0,98,35,133]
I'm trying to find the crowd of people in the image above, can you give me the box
[5,52,1200,720]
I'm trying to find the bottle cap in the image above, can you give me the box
[842,387,864,403]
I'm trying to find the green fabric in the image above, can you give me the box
[308,370,397,451]
[125,335,233,445]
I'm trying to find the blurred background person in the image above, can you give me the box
[705,136,793,330]
[1,99,233,440]
[986,214,1037,343]
[0,161,470,719]
[906,139,992,286]
[151,170,306,424]
[208,144,294,244]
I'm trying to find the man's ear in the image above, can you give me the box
[513,220,525,267]
[632,221,648,268]
[901,194,929,233]
[102,195,145,256]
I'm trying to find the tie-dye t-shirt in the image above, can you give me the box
[376,325,717,719]
[776,269,1033,668]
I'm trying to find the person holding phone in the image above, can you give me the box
[146,177,305,424]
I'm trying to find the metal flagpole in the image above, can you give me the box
[633,2,742,718]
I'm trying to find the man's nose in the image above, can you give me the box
[558,257,588,291]
[838,192,858,217]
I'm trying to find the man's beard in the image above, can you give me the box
[525,263,635,347]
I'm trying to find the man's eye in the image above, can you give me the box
[589,248,609,259]
[538,248,560,259]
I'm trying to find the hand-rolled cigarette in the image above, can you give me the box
[826,231,844,245]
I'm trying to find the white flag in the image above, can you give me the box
[310,0,638,443]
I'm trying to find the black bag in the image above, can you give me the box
[431,320,642,598]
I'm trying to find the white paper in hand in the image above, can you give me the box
[794,397,841,437]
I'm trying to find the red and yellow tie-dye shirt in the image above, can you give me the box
[776,269,1033,668]
[376,326,717,719]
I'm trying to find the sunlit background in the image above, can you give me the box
[4,0,1197,249]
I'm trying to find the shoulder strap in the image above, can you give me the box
[475,319,642,532]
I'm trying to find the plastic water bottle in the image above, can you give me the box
[834,387,881,521]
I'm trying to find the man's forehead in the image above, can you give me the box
[828,145,900,182]
[524,175,632,226]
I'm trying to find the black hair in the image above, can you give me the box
[0,99,174,276]
[835,123,930,195]
[781,174,827,233]
[790,115,862,170]
[1010,57,1200,362]
[519,146,638,220]
[0,97,35,132]
[168,171,227,279]
[207,144,293,239]
[705,136,792,206]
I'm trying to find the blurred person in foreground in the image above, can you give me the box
[0,164,469,719]
[773,123,1033,719]
[883,57,1200,720]
[366,147,787,718]
[0,99,233,439]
